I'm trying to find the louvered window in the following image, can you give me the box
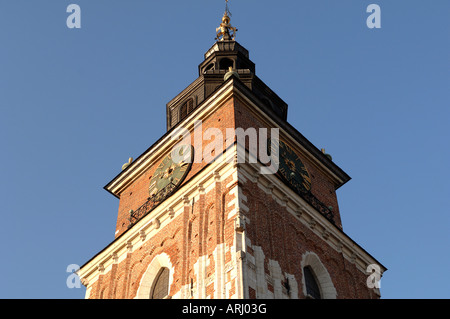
[179,99,194,121]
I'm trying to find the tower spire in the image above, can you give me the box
[215,0,238,41]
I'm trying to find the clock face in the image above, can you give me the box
[148,145,194,200]
[270,139,311,193]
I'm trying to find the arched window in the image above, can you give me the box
[301,251,337,299]
[136,253,174,299]
[219,58,234,70]
[150,267,170,299]
[303,266,321,299]
[204,63,215,72]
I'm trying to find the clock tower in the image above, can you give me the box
[78,9,386,299]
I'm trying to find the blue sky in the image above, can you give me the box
[1,0,449,299]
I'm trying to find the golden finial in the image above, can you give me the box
[215,0,238,41]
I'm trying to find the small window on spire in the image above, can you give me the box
[179,99,194,121]
[187,98,194,113]
[219,58,234,70]
[179,104,187,120]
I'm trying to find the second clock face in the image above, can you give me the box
[271,139,311,193]
[148,145,194,199]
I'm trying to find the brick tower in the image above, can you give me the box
[78,10,386,299]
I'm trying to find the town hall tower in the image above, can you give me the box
[78,8,386,299]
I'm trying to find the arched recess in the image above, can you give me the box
[300,251,337,299]
[219,58,234,70]
[203,62,215,73]
[135,252,175,299]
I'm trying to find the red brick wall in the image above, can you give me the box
[88,170,237,299]
[240,177,378,299]
[114,98,237,238]
[87,92,376,299]
[232,97,343,228]
[96,93,240,297]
